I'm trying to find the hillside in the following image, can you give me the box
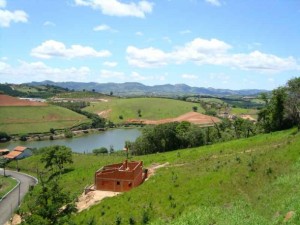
[84,97,205,124]
[26,81,268,97]
[14,129,300,224]
[0,105,90,134]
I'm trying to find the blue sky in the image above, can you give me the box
[0,0,300,90]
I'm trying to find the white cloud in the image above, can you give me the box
[126,46,169,68]
[0,60,90,82]
[163,36,172,44]
[0,9,28,27]
[0,0,6,8]
[180,29,191,35]
[181,74,198,80]
[43,21,56,27]
[126,37,300,73]
[103,61,118,67]
[135,31,143,36]
[93,24,117,32]
[99,69,125,79]
[131,71,150,81]
[205,0,221,7]
[31,40,111,59]
[74,0,153,18]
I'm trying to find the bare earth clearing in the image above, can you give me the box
[125,111,220,125]
[0,95,47,106]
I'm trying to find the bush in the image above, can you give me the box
[20,134,28,141]
[93,147,108,155]
[64,129,73,138]
[0,132,10,142]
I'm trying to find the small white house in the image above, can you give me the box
[4,146,32,160]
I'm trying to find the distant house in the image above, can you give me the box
[94,160,146,192]
[4,146,32,160]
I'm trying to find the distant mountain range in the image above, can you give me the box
[25,81,268,97]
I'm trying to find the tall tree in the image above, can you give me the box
[286,77,300,131]
[40,145,73,174]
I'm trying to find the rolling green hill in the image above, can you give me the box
[14,128,300,224]
[0,105,90,134]
[84,97,204,123]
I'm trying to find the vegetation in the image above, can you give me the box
[0,105,90,134]
[93,147,108,155]
[258,77,300,132]
[0,83,68,98]
[13,128,300,224]
[0,131,10,142]
[84,97,205,123]
[0,175,18,199]
[20,146,76,224]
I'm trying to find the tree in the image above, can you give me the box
[0,132,10,142]
[110,91,113,96]
[40,145,73,174]
[192,106,198,112]
[21,175,76,225]
[286,77,300,131]
[93,147,108,155]
[0,157,8,176]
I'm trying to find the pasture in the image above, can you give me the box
[0,106,90,134]
[84,97,204,123]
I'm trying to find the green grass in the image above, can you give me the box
[231,107,258,116]
[200,97,225,104]
[0,175,18,199]
[0,105,90,134]
[84,97,204,123]
[55,91,113,99]
[14,128,300,224]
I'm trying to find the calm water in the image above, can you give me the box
[0,129,141,153]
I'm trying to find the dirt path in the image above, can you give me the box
[97,109,112,118]
[76,189,121,212]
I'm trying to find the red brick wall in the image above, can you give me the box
[95,161,144,192]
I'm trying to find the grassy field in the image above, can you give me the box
[230,107,258,116]
[0,106,90,134]
[0,175,18,199]
[55,91,114,99]
[13,128,300,224]
[84,97,204,123]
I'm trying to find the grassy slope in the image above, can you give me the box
[84,97,204,123]
[0,105,90,134]
[0,175,18,199]
[55,91,113,99]
[14,128,300,224]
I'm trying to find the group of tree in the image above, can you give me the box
[258,77,300,132]
[20,145,75,225]
[130,119,257,155]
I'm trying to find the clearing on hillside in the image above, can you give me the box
[125,111,220,125]
[0,94,47,106]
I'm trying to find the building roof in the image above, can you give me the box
[13,146,27,152]
[4,151,23,159]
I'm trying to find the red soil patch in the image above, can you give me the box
[125,112,220,125]
[0,94,47,106]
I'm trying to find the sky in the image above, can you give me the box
[0,0,300,90]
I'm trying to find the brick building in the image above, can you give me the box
[94,160,146,192]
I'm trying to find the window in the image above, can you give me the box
[117,181,120,185]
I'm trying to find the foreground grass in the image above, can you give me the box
[0,106,90,134]
[0,175,18,199]
[84,97,204,123]
[14,128,300,224]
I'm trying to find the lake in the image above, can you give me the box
[0,129,141,153]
